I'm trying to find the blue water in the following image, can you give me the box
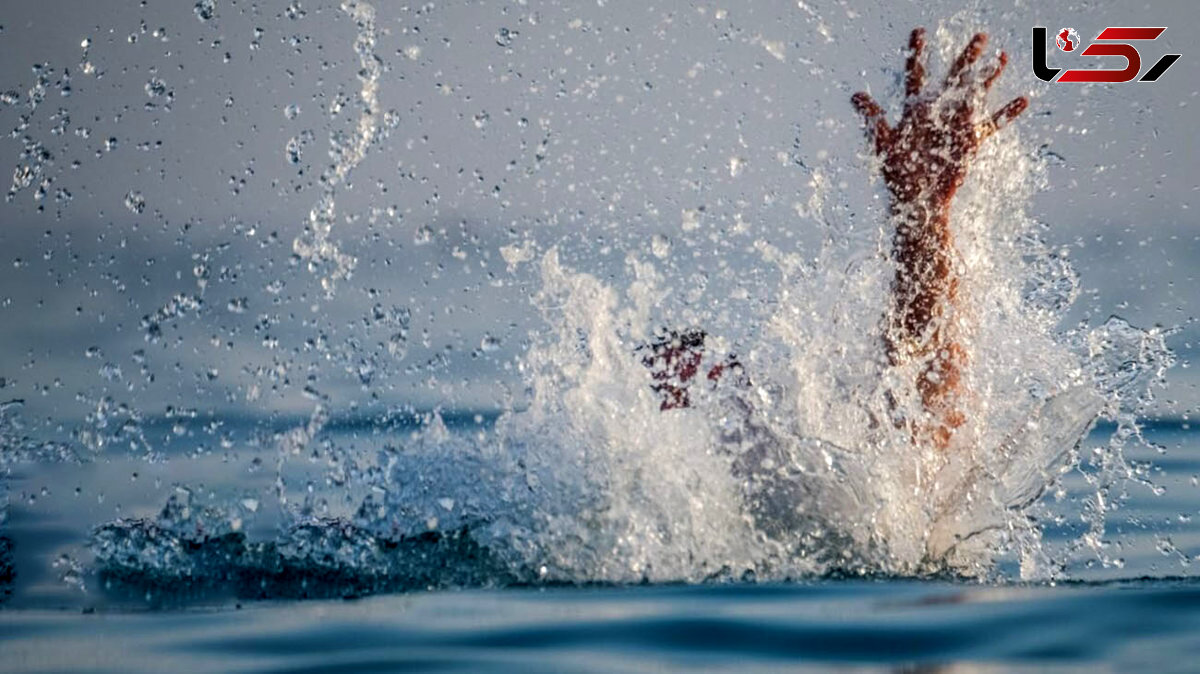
[2,422,1199,671]
[4,581,1200,672]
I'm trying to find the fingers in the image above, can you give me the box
[946,32,988,86]
[851,91,892,151]
[982,51,1007,91]
[905,28,927,98]
[851,91,884,119]
[977,96,1028,142]
[992,95,1028,126]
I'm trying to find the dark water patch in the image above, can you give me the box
[92,518,522,607]
[258,658,506,674]
[0,535,14,604]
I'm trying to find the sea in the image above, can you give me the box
[2,420,1198,672]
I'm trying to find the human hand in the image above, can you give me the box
[851,29,1027,212]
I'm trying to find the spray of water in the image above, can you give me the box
[390,31,1175,582]
[291,0,381,296]
[0,14,1174,597]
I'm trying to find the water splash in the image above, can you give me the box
[0,12,1173,598]
[291,1,382,297]
[80,125,1174,595]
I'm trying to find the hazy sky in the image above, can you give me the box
[0,0,1197,429]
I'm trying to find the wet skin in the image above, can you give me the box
[646,30,1028,452]
[639,329,737,411]
[852,29,1027,450]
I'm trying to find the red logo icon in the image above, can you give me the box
[1033,27,1181,83]
[1056,28,1080,52]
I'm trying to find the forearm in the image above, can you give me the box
[886,201,967,447]
[854,28,1027,450]
[886,202,960,359]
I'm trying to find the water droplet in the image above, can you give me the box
[495,27,517,47]
[124,190,145,214]
[194,0,216,22]
[651,234,671,259]
[285,137,303,164]
[729,156,746,178]
[481,334,502,352]
[144,78,167,98]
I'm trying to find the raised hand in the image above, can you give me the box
[852,30,1027,208]
[852,29,1028,450]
